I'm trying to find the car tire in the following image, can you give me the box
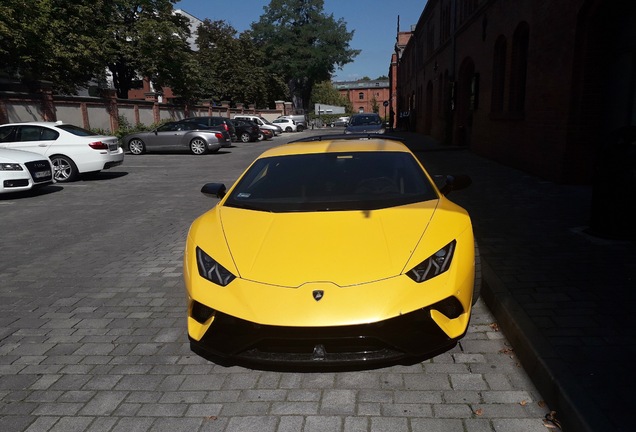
[472,240,482,305]
[128,138,145,155]
[50,154,79,182]
[296,125,304,132]
[190,138,208,155]
[258,131,264,141]
[285,127,293,132]
[240,132,251,143]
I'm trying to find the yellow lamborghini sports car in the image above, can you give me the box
[183,135,478,369]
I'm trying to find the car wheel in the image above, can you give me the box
[285,127,293,132]
[190,138,208,155]
[296,125,304,132]
[472,240,482,305]
[128,138,145,155]
[240,132,251,143]
[258,131,264,141]
[50,154,79,182]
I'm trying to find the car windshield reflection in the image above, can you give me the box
[224,152,438,212]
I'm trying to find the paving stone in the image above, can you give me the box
[224,416,277,432]
[276,416,304,432]
[320,389,357,415]
[411,418,464,432]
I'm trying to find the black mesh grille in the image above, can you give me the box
[24,160,52,183]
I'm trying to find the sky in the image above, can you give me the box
[174,0,426,82]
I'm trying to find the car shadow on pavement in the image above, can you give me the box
[80,171,129,181]
[0,185,64,200]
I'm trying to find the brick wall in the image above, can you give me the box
[396,0,634,184]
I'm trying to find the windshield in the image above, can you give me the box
[350,115,381,126]
[224,151,438,212]
[56,124,100,136]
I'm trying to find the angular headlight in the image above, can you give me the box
[407,240,456,283]
[196,247,236,286]
[0,163,23,171]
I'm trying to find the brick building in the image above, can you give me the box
[334,80,391,116]
[395,0,636,184]
[389,25,414,129]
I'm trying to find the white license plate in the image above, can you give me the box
[34,170,51,179]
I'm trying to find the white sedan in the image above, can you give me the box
[0,121,124,182]
[272,118,298,132]
[0,148,54,194]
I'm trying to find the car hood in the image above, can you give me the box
[218,201,438,287]
[0,148,47,163]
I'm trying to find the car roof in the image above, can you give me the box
[2,121,66,127]
[351,112,380,117]
[260,137,410,159]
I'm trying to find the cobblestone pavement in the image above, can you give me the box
[0,131,553,431]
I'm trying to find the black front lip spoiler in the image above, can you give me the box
[189,305,466,371]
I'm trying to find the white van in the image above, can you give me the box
[233,115,283,136]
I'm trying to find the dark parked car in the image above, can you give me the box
[344,113,386,135]
[180,116,236,142]
[259,127,274,141]
[230,119,260,143]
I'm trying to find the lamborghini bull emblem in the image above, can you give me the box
[312,290,324,301]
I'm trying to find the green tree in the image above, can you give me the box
[370,95,379,113]
[0,0,111,93]
[250,0,359,111]
[195,19,239,103]
[103,0,192,99]
[310,81,351,112]
[235,30,286,107]
[195,20,285,108]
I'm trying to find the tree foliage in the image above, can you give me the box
[310,81,352,113]
[103,0,193,99]
[194,22,282,108]
[250,0,359,110]
[1,0,362,110]
[0,0,111,93]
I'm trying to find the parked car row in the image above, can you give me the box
[0,114,306,194]
[120,115,302,156]
[0,121,124,193]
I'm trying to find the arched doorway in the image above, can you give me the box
[455,58,476,146]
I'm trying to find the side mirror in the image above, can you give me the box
[201,183,227,199]
[437,174,472,196]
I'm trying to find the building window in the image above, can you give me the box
[440,1,451,42]
[491,35,506,113]
[427,23,435,57]
[358,92,364,100]
[509,22,529,114]
[459,0,479,24]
